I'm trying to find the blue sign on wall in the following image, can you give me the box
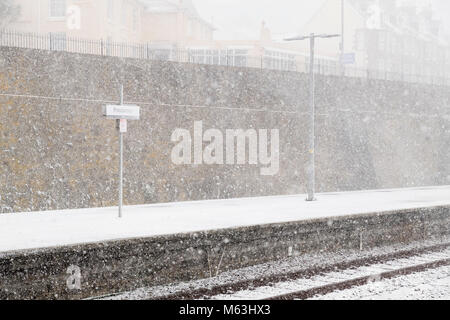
[341,53,356,65]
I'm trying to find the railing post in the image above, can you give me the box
[101,38,104,56]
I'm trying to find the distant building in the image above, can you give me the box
[4,0,449,80]
[8,0,144,42]
[7,0,214,45]
[185,21,309,70]
[299,0,450,79]
[5,0,309,71]
[140,0,214,45]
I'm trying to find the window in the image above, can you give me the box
[151,49,172,61]
[263,50,296,71]
[187,21,193,37]
[228,49,248,67]
[190,49,209,64]
[122,3,127,26]
[107,0,114,20]
[50,32,67,51]
[105,36,113,55]
[378,31,386,52]
[133,8,138,31]
[218,50,228,66]
[49,0,66,18]
[354,29,366,51]
[189,49,249,67]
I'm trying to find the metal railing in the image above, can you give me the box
[1,29,449,86]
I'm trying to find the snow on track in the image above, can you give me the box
[208,248,450,300]
[96,238,450,300]
[310,265,450,300]
[1,186,450,253]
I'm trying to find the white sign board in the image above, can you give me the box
[103,105,140,120]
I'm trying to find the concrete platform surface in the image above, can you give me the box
[1,186,450,253]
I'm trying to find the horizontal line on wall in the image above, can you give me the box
[0,92,300,115]
[0,93,447,118]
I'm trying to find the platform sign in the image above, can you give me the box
[103,104,140,120]
[119,119,127,133]
[340,53,356,65]
[103,86,141,219]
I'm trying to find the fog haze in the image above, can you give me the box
[194,0,450,40]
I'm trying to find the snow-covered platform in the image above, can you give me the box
[1,186,450,253]
[1,186,450,300]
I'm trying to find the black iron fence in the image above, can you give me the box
[1,29,449,86]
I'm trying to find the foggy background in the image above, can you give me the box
[194,0,450,40]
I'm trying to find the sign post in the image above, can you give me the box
[103,85,140,218]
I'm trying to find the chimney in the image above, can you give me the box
[260,20,272,42]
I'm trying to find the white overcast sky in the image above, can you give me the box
[193,0,450,40]
[193,0,327,40]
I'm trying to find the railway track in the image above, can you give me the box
[96,241,450,300]
[154,242,450,300]
[213,249,450,300]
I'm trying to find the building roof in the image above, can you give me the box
[139,0,214,29]
[139,0,177,13]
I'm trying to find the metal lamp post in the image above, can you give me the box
[285,33,340,201]
[341,0,345,76]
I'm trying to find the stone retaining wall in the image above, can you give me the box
[0,206,448,300]
[0,47,449,212]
